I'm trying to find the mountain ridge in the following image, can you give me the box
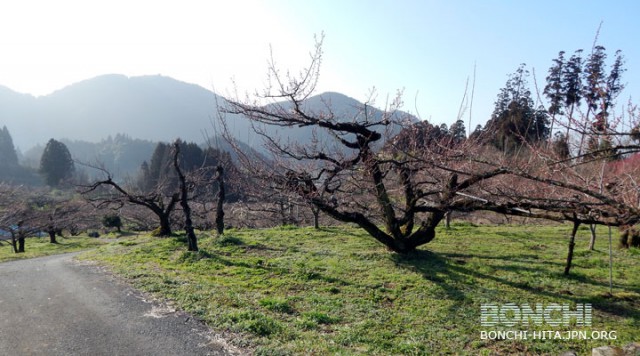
[0,74,415,152]
[0,74,418,181]
[1,74,417,175]
[0,74,222,150]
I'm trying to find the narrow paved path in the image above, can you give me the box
[0,253,237,356]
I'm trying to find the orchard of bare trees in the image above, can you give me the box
[215,36,640,276]
[0,136,236,254]
[2,36,639,279]
[0,184,95,253]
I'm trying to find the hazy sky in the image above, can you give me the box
[0,0,638,131]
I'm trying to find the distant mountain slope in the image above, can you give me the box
[37,75,221,148]
[253,91,415,153]
[0,86,39,150]
[1,75,417,180]
[0,75,415,152]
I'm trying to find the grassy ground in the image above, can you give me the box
[0,235,106,263]
[78,223,639,355]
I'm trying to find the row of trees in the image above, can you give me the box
[466,44,626,162]
[544,46,626,160]
[80,139,234,251]
[0,184,93,252]
[3,38,636,277]
[214,37,638,277]
[1,135,236,254]
[0,127,76,187]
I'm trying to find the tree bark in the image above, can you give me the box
[402,212,445,252]
[588,224,597,250]
[15,222,26,253]
[48,228,57,244]
[157,212,172,236]
[173,142,198,252]
[564,219,580,275]
[47,216,58,243]
[214,166,225,236]
[17,232,25,253]
[10,232,18,253]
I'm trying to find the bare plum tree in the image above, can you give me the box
[219,37,527,254]
[172,140,198,251]
[0,184,45,253]
[217,36,640,279]
[80,167,179,237]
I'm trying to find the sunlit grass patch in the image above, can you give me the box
[79,223,640,355]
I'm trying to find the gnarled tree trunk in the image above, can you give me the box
[17,236,25,253]
[157,211,173,237]
[173,142,198,252]
[214,165,225,236]
[10,232,18,253]
[47,229,57,244]
[564,218,580,275]
[48,216,58,243]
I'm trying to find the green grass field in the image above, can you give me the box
[0,235,106,263]
[77,223,639,355]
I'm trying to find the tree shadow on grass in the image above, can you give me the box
[390,250,468,302]
[447,262,640,320]
[440,251,564,268]
[391,249,640,321]
[440,251,639,293]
